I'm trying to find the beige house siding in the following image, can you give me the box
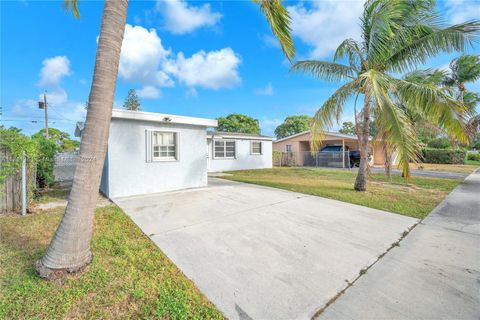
[273,131,391,166]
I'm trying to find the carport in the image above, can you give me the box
[113,178,417,320]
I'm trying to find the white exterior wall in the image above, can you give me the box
[101,118,208,198]
[207,138,272,172]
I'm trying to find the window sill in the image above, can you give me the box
[152,158,178,162]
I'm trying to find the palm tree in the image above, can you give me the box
[291,0,479,191]
[443,55,480,138]
[444,54,480,103]
[395,69,449,177]
[35,0,295,278]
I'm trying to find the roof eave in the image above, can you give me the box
[111,109,218,127]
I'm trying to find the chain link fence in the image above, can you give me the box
[273,151,353,168]
[53,151,79,183]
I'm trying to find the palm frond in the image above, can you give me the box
[450,54,480,84]
[334,39,364,71]
[64,0,80,18]
[256,0,295,62]
[367,70,419,176]
[394,77,470,144]
[467,114,480,137]
[386,21,480,73]
[403,68,448,86]
[291,60,357,82]
[310,80,359,151]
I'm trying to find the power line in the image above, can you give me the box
[48,105,77,122]
[1,118,74,123]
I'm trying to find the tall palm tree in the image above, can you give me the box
[35,0,295,278]
[292,0,479,191]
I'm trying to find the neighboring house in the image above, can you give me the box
[74,109,272,198]
[273,131,395,166]
[207,131,273,172]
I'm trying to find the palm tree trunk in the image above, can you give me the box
[354,89,371,191]
[35,0,128,279]
[384,147,392,180]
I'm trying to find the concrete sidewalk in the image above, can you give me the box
[319,169,480,320]
[369,167,469,180]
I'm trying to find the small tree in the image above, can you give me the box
[32,128,80,152]
[339,121,356,135]
[217,114,260,134]
[274,115,311,139]
[339,120,377,137]
[31,135,57,188]
[123,89,141,111]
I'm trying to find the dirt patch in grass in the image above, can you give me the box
[224,167,461,219]
[0,205,223,320]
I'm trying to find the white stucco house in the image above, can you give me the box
[207,131,273,172]
[75,109,272,198]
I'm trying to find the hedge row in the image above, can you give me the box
[421,148,466,164]
[467,153,480,161]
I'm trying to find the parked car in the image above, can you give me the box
[320,145,362,168]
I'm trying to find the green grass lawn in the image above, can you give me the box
[223,167,461,219]
[0,205,223,320]
[411,162,479,174]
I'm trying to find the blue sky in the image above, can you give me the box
[1,0,479,138]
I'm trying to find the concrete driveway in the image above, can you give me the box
[114,179,417,320]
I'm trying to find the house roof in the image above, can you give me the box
[273,130,363,143]
[207,131,273,141]
[112,109,218,127]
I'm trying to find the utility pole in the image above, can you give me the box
[43,91,48,139]
[38,91,49,138]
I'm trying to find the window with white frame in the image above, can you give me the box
[251,141,262,155]
[285,144,292,152]
[214,140,235,158]
[152,131,177,160]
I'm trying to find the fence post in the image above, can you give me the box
[21,152,27,215]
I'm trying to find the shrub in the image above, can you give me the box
[467,153,480,161]
[0,127,39,184]
[421,148,466,164]
[33,136,57,188]
[427,137,452,149]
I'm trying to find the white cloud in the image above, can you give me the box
[156,0,222,34]
[40,89,68,105]
[167,48,241,89]
[119,24,174,88]
[287,1,364,59]
[10,58,87,136]
[118,24,241,95]
[255,83,274,96]
[444,0,480,24]
[38,56,71,86]
[137,86,161,99]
